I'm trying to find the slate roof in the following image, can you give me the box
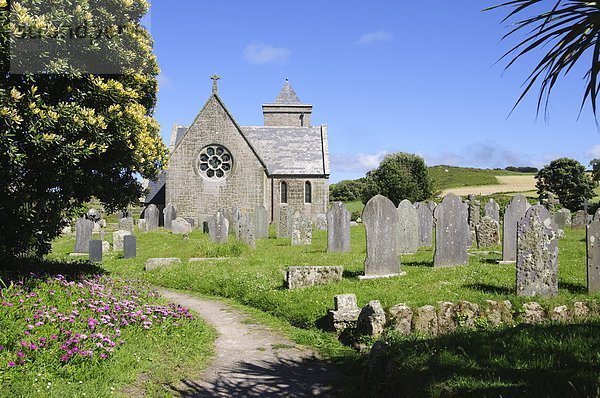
[273,79,305,105]
[242,126,327,176]
[142,170,166,203]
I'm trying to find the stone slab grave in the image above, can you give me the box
[360,195,404,279]
[327,202,351,253]
[254,205,269,239]
[87,208,102,232]
[314,214,328,231]
[221,207,240,236]
[484,199,500,223]
[433,193,469,267]
[516,205,559,297]
[415,201,434,247]
[328,294,361,332]
[291,211,312,246]
[123,235,136,259]
[89,240,103,263]
[476,216,500,248]
[113,230,132,252]
[118,216,134,232]
[285,266,343,290]
[145,204,159,231]
[572,210,589,229]
[502,194,530,263]
[208,211,229,243]
[396,199,419,254]
[137,218,147,232]
[277,204,292,238]
[145,258,181,271]
[466,194,481,245]
[73,217,94,253]
[163,203,177,230]
[554,208,571,230]
[172,217,193,235]
[587,219,600,293]
[237,214,256,249]
[595,208,600,221]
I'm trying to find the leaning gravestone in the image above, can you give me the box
[145,204,159,231]
[484,199,500,223]
[237,214,256,249]
[163,203,177,230]
[277,205,292,238]
[572,210,588,229]
[89,240,103,263]
[113,230,132,252]
[327,202,351,253]
[554,208,571,229]
[587,219,600,293]
[74,217,94,253]
[292,211,312,246]
[415,202,433,247]
[208,211,229,243]
[172,217,192,234]
[476,216,500,248]
[361,195,403,278]
[118,217,134,232]
[516,205,558,297]
[397,199,419,254]
[221,207,240,235]
[433,193,470,267]
[254,205,269,239]
[502,194,529,262]
[123,235,136,259]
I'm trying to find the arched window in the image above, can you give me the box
[304,181,312,204]
[280,181,288,203]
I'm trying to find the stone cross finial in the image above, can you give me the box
[211,74,220,93]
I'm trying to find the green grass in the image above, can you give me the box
[428,165,528,192]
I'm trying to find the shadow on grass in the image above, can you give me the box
[342,269,364,279]
[0,256,106,284]
[559,281,587,294]
[369,321,600,398]
[403,260,434,268]
[463,283,513,295]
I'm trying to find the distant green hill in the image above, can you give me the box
[428,165,528,191]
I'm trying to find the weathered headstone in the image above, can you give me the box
[172,217,193,235]
[163,203,177,230]
[587,219,600,293]
[484,199,500,223]
[467,194,481,231]
[237,214,256,249]
[89,240,103,262]
[137,218,147,232]
[254,205,269,239]
[433,193,469,267]
[113,230,132,252]
[221,207,240,235]
[74,217,94,253]
[476,216,500,248]
[291,211,312,246]
[327,202,351,253]
[594,208,600,221]
[118,217,134,232]
[502,194,529,262]
[516,205,558,297]
[361,195,403,278]
[415,202,434,247]
[314,214,328,231]
[277,204,292,238]
[87,208,102,232]
[554,208,571,229]
[123,235,136,259]
[145,204,159,231]
[208,211,229,243]
[397,199,419,254]
[572,210,588,229]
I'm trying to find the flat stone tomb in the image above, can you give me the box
[433,193,469,267]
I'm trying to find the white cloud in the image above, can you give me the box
[356,30,393,45]
[331,151,389,173]
[157,72,173,90]
[243,42,290,65]
[586,144,600,159]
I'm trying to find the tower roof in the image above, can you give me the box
[273,79,303,104]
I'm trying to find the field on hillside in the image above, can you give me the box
[428,166,528,192]
[442,175,538,196]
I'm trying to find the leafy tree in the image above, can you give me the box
[329,179,366,202]
[535,158,594,211]
[487,1,600,117]
[0,1,167,257]
[590,159,600,183]
[361,153,433,205]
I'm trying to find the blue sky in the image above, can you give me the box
[149,0,600,183]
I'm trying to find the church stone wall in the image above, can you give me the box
[272,177,328,223]
[166,96,267,225]
[263,105,312,127]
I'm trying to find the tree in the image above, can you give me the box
[535,158,594,210]
[361,153,434,205]
[329,179,367,202]
[0,1,167,257]
[590,159,600,183]
[487,1,600,118]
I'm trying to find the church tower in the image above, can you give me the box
[262,79,313,127]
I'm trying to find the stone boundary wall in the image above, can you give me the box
[329,294,598,337]
[286,266,343,290]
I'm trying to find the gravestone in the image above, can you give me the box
[137,219,147,232]
[221,207,240,235]
[237,214,256,249]
[554,208,571,229]
[87,208,102,232]
[542,192,560,213]
[89,240,103,263]
[415,202,434,247]
[595,208,600,221]
[277,205,292,238]
[572,210,588,229]
[172,217,193,234]
[476,216,500,248]
[516,205,558,297]
[291,211,312,246]
[361,195,403,278]
[123,235,136,259]
[327,202,351,253]
[74,217,94,253]
[314,214,328,231]
[183,217,195,228]
[145,204,159,231]
[467,194,481,229]
[502,194,529,262]
[433,193,470,267]
[118,217,134,232]
[113,230,132,252]
[208,211,229,243]
[397,199,419,254]
[254,205,269,239]
[484,199,500,223]
[163,203,177,230]
[427,201,437,213]
[587,219,600,293]
[202,221,209,234]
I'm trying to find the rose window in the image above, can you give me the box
[198,145,233,179]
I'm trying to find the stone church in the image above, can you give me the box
[144,77,330,225]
